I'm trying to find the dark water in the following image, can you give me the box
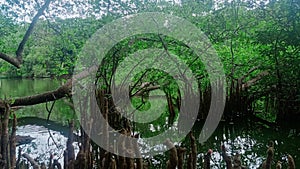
[14,118,300,168]
[146,119,300,168]
[1,79,300,168]
[192,121,300,168]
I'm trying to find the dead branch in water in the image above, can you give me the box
[22,153,40,169]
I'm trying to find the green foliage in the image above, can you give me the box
[0,0,299,122]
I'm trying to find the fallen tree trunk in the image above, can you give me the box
[11,83,71,107]
[1,65,97,108]
[1,65,160,109]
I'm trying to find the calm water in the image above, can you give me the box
[0,78,75,124]
[0,78,77,166]
[0,78,299,168]
[16,117,79,166]
[191,121,300,168]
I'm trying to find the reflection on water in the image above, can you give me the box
[150,120,300,168]
[16,118,79,167]
[208,136,262,168]
[17,125,67,165]
[2,79,299,168]
[0,78,60,98]
[0,78,75,125]
[191,120,300,169]
[13,118,300,168]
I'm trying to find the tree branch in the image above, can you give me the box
[0,53,21,68]
[5,65,98,107]
[131,85,161,97]
[16,0,52,61]
[1,61,158,109]
[242,71,269,89]
[11,82,71,107]
[238,65,260,82]
[22,153,40,168]
[0,0,52,68]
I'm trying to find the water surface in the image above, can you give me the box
[1,78,299,168]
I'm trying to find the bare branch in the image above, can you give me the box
[0,61,155,109]
[131,85,161,97]
[239,66,260,82]
[22,153,40,168]
[0,0,52,68]
[16,0,53,61]
[0,53,21,68]
[242,71,269,89]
